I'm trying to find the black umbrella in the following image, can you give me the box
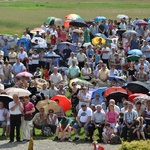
[69,20,88,27]
[116,29,126,36]
[126,81,150,94]
[0,94,13,109]
[106,92,128,103]
[43,54,61,58]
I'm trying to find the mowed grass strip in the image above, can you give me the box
[0,0,149,35]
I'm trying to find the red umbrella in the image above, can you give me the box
[104,86,127,98]
[63,20,71,28]
[128,93,147,103]
[136,21,148,26]
[51,95,71,112]
[16,71,33,77]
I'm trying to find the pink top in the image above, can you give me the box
[24,102,34,115]
[106,111,118,123]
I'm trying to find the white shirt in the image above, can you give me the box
[22,34,31,40]
[32,54,39,64]
[50,73,63,84]
[76,53,87,62]
[17,51,28,60]
[102,47,111,59]
[0,108,8,121]
[78,107,92,123]
[79,93,91,109]
[67,57,78,66]
[9,101,23,115]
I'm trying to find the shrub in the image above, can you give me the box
[118,140,150,150]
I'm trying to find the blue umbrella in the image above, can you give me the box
[57,42,76,51]
[17,38,31,52]
[91,87,108,99]
[146,37,150,42]
[94,33,107,39]
[94,16,106,22]
[133,19,144,26]
[128,49,142,55]
[107,76,126,83]
[43,54,60,58]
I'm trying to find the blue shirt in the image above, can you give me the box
[12,62,24,74]
[2,43,11,56]
[130,39,139,49]
[110,69,119,76]
[141,45,150,58]
[95,54,100,64]
[91,98,103,105]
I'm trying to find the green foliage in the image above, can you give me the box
[118,140,150,150]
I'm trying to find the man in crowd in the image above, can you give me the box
[9,94,24,143]
[91,93,103,106]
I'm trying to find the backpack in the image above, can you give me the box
[110,135,122,144]
[42,126,52,137]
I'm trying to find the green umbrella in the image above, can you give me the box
[45,17,56,24]
[126,55,140,62]
[106,38,112,45]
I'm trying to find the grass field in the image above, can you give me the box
[0,0,149,36]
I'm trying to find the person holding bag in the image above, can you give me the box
[22,96,35,141]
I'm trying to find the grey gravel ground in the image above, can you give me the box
[0,140,120,150]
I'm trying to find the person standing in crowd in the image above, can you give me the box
[2,39,11,62]
[22,96,35,141]
[8,48,17,65]
[130,34,139,50]
[9,94,24,143]
[88,105,106,142]
[67,52,78,67]
[32,49,39,73]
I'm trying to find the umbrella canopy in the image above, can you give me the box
[116,29,126,36]
[93,16,106,22]
[107,76,126,83]
[83,42,93,48]
[94,33,107,39]
[16,71,33,78]
[17,38,31,52]
[69,78,93,89]
[57,42,76,51]
[45,16,56,24]
[0,34,16,47]
[128,93,147,103]
[6,88,31,97]
[36,99,60,114]
[72,29,83,34]
[117,14,128,19]
[51,95,71,112]
[126,55,140,62]
[136,21,148,26]
[48,18,63,25]
[104,86,127,98]
[69,20,88,27]
[134,95,150,103]
[43,54,61,59]
[91,87,108,99]
[35,78,49,89]
[1,87,16,94]
[146,37,150,42]
[126,81,150,94]
[0,94,13,109]
[128,49,142,55]
[63,20,71,28]
[65,14,83,20]
[122,30,138,38]
[92,37,106,45]
[31,37,47,48]
[106,91,128,103]
[30,28,45,34]
[133,19,144,26]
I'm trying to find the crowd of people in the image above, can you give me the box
[0,16,150,144]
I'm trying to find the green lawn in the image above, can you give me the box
[0,0,149,35]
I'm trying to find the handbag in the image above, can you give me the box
[24,114,32,121]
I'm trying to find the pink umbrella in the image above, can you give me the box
[16,71,33,77]
[136,21,148,26]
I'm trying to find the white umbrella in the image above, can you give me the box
[117,14,129,19]
[83,42,93,48]
[6,88,31,97]
[31,37,47,48]
[122,30,138,38]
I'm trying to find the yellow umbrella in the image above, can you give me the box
[36,100,60,114]
[92,37,105,45]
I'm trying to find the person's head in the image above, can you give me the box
[19,47,24,52]
[95,93,100,100]
[109,99,116,105]
[139,65,144,71]
[49,47,53,52]
[70,52,75,58]
[59,84,64,90]
[0,101,4,109]
[51,82,55,89]
[119,112,124,118]
[48,109,54,115]
[84,62,89,68]
[135,101,141,109]
[108,104,115,112]
[42,83,47,90]
[13,94,19,103]
[96,105,102,113]
[39,107,45,114]
[72,60,76,66]
[66,44,69,49]
[33,49,37,54]
[105,123,111,130]
[81,104,87,111]
[128,102,133,111]
[79,48,83,53]
[23,96,30,103]
[82,86,87,94]
[72,82,77,88]
[101,64,107,70]
[53,67,58,74]
[90,104,96,112]
[36,67,40,72]
[123,101,129,108]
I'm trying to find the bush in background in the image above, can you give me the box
[119,140,150,150]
